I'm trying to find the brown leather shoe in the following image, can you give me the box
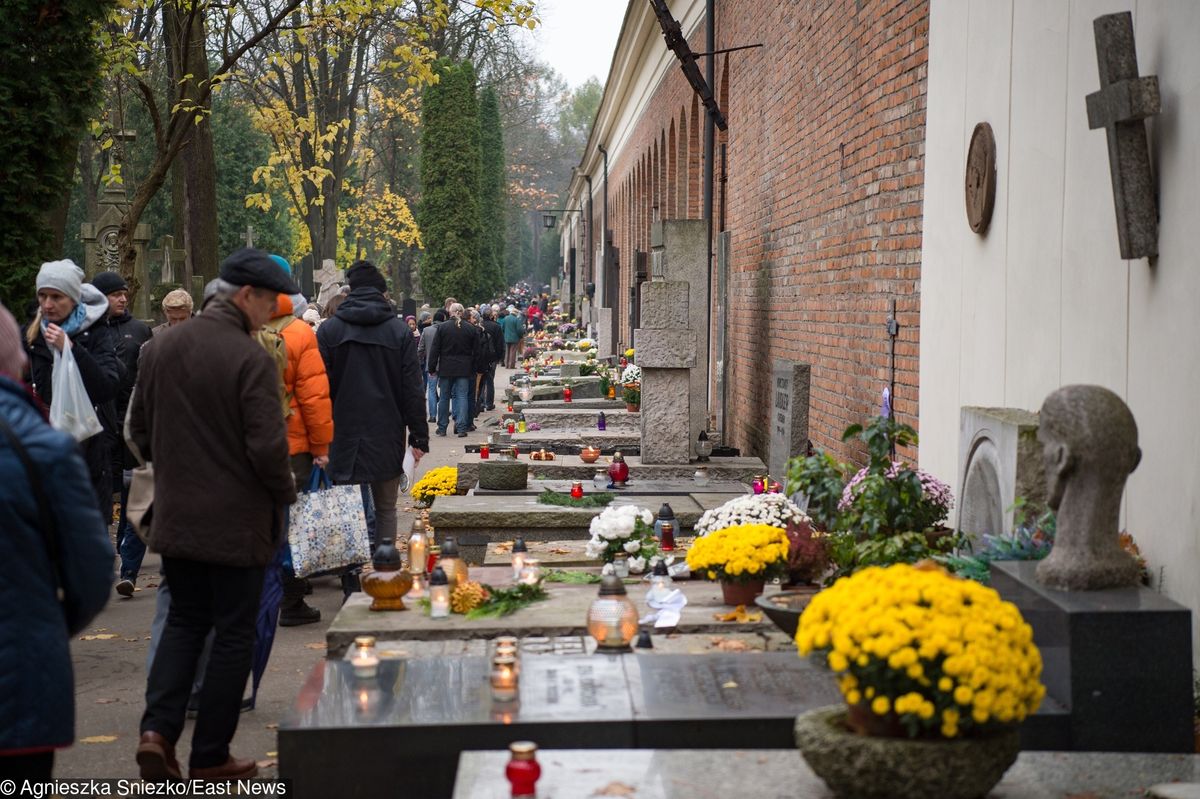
[136,731,182,781]
[190,755,258,781]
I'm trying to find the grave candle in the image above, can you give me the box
[406,571,426,599]
[351,636,379,679]
[570,480,584,500]
[586,575,638,652]
[429,567,450,618]
[480,443,490,459]
[426,543,440,575]
[607,385,616,400]
[505,741,541,799]
[507,420,516,434]
[597,412,607,431]
[563,386,573,403]
[612,553,630,578]
[407,520,428,577]
[518,559,541,585]
[511,537,528,581]
[490,656,518,702]
[693,466,710,487]
[593,468,609,489]
[517,414,527,433]
[752,477,765,495]
[660,522,676,552]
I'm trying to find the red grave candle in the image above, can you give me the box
[480,444,490,459]
[505,741,540,798]
[562,386,573,403]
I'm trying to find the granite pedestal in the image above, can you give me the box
[992,560,1194,752]
[517,407,640,432]
[454,455,764,493]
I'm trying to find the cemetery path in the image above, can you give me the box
[55,366,516,780]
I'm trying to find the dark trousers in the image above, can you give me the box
[0,751,53,780]
[141,557,265,769]
[116,475,146,581]
[477,362,497,410]
[504,342,519,369]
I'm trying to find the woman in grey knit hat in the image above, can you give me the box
[24,260,123,519]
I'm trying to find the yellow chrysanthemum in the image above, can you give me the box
[794,563,1044,739]
[684,524,789,583]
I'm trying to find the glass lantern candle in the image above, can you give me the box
[653,503,677,541]
[480,443,490,459]
[429,567,450,619]
[597,412,607,431]
[406,570,426,599]
[351,636,379,678]
[562,385,573,403]
[608,451,630,487]
[408,519,428,577]
[517,414,527,433]
[506,741,541,799]
[659,522,676,552]
[593,468,609,490]
[586,575,639,652]
[646,559,673,603]
[507,420,516,434]
[570,480,584,500]
[696,430,713,461]
[518,558,541,585]
[607,385,616,400]
[490,656,518,702]
[693,466,710,487]
[752,477,765,495]
[439,536,469,588]
[511,537,528,581]
[612,553,630,578]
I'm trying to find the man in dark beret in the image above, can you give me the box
[128,249,299,781]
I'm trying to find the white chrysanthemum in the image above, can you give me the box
[623,539,641,554]
[694,492,811,536]
[628,556,646,574]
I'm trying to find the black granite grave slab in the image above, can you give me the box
[625,654,841,748]
[279,656,633,799]
[992,560,1194,753]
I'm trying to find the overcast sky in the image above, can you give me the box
[521,0,627,89]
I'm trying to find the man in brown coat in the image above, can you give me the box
[128,249,299,781]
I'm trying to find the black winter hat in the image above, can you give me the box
[220,248,300,294]
[347,260,387,294]
[90,271,128,296]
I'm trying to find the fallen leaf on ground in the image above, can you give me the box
[547,547,571,555]
[80,633,119,641]
[143,636,152,640]
[124,638,139,642]
[492,541,514,553]
[94,698,118,705]
[256,759,277,769]
[304,642,326,650]
[712,606,762,623]
[145,582,158,588]
[266,751,277,757]
[708,637,751,652]
[264,723,279,730]
[592,782,636,797]
[80,735,118,744]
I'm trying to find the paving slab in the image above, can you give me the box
[325,564,776,655]
[452,750,1200,799]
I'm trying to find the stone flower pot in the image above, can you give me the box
[794,706,1020,799]
[478,461,529,491]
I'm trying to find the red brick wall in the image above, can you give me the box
[596,0,927,468]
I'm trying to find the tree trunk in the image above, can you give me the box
[169,0,219,283]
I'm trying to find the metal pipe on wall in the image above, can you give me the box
[598,143,614,351]
[703,0,716,439]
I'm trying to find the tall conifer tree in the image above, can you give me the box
[418,60,482,304]
[477,87,506,297]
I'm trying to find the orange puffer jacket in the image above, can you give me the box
[273,295,333,457]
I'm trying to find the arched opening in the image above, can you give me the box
[689,94,701,218]
[677,106,688,218]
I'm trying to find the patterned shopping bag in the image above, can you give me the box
[288,468,370,577]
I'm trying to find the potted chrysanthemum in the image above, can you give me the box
[793,562,1045,799]
[685,523,790,605]
[584,505,658,574]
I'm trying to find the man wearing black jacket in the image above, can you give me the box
[317,261,429,541]
[477,305,504,413]
[90,271,153,598]
[427,302,480,437]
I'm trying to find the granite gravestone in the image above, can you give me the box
[768,359,811,481]
[956,407,1046,540]
[634,280,695,464]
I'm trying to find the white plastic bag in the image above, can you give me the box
[50,345,104,442]
[400,447,416,493]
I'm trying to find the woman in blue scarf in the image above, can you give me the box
[24,260,123,518]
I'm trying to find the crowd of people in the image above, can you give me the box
[0,251,552,782]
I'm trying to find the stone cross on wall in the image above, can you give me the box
[240,225,255,249]
[1085,11,1160,260]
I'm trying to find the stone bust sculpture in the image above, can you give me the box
[1035,385,1141,590]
